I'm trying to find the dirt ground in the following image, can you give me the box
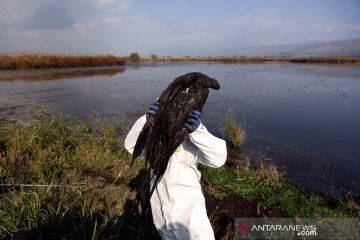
[205,191,284,240]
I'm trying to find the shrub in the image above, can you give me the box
[150,54,158,60]
[129,52,140,61]
[223,113,246,148]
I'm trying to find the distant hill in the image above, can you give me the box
[226,39,360,57]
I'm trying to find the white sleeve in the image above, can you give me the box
[124,115,147,155]
[189,123,227,168]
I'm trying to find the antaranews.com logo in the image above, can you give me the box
[237,222,316,236]
[234,218,359,240]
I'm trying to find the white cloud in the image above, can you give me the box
[73,23,97,30]
[0,0,37,23]
[1,1,359,55]
[97,0,132,11]
[340,23,360,31]
[310,24,334,33]
[102,16,120,24]
[310,23,360,33]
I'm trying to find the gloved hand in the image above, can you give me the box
[146,101,159,119]
[184,110,202,133]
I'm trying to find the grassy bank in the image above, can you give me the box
[202,165,359,218]
[0,53,126,70]
[139,55,360,64]
[0,112,359,239]
[0,112,153,239]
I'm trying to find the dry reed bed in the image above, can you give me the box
[0,53,126,70]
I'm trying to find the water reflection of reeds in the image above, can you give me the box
[0,67,125,82]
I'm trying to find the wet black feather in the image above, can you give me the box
[131,72,220,207]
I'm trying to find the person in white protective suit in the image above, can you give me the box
[124,101,227,240]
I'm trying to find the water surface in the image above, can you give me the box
[0,63,359,196]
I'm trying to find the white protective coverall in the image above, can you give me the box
[125,115,227,240]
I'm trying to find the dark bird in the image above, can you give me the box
[131,72,220,201]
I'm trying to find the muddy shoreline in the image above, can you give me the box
[137,56,360,64]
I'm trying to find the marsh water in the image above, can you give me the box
[0,63,359,196]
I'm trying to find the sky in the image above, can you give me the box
[0,0,360,55]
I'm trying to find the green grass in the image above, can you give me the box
[0,186,149,239]
[200,166,360,218]
[0,111,131,184]
[0,111,359,239]
[0,111,157,239]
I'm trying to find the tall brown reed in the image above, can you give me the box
[0,53,126,70]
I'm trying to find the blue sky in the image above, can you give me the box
[0,0,359,55]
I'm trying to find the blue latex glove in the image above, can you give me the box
[184,110,202,133]
[146,101,159,119]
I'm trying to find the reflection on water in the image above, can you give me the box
[0,67,125,82]
[0,63,359,196]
